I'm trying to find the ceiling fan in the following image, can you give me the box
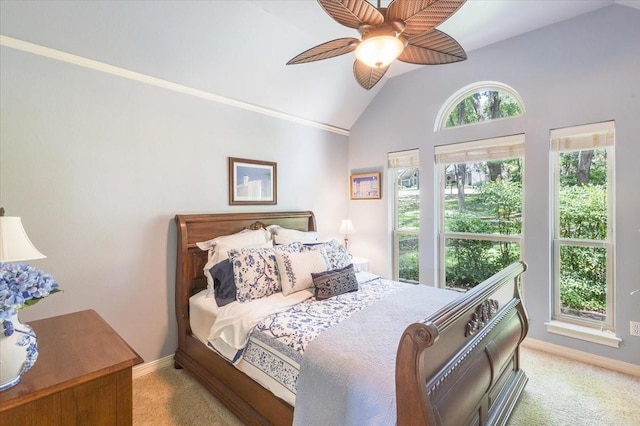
[287,0,468,90]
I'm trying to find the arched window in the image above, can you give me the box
[435,81,524,131]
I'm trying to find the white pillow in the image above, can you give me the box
[196,228,270,252]
[270,226,318,244]
[275,249,328,296]
[209,240,272,267]
[301,239,351,270]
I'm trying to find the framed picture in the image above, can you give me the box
[350,172,381,200]
[228,157,277,205]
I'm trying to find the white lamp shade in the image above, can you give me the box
[0,216,46,262]
[355,35,404,68]
[339,219,355,235]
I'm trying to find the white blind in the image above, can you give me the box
[551,121,615,152]
[434,134,524,165]
[388,149,419,168]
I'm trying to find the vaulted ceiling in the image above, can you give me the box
[1,1,638,131]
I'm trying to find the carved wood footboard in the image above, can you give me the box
[396,261,528,426]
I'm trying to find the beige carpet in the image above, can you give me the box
[133,347,640,425]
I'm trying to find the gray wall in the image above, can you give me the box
[349,5,640,365]
[0,47,348,364]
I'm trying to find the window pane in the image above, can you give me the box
[392,164,419,282]
[445,90,522,128]
[398,232,419,283]
[558,149,608,240]
[551,122,615,332]
[559,245,607,322]
[444,238,520,290]
[396,167,419,229]
[443,159,522,236]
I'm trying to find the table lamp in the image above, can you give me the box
[339,219,355,255]
[0,208,46,262]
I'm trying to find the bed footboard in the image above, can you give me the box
[396,261,528,426]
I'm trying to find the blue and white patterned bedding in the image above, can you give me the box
[241,276,406,397]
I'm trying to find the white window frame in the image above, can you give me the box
[548,121,618,345]
[434,81,525,131]
[435,134,525,288]
[388,149,419,282]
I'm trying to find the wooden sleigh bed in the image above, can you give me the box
[174,211,529,425]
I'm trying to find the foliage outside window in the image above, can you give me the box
[436,82,524,130]
[389,150,419,283]
[551,121,615,331]
[436,136,524,290]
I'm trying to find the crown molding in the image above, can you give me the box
[0,35,349,136]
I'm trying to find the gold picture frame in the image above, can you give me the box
[350,172,381,200]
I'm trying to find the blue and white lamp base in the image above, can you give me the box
[0,314,38,391]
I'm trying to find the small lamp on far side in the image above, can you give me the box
[339,219,355,256]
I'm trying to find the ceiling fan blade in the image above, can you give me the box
[317,0,384,29]
[387,0,467,36]
[398,29,466,64]
[287,37,359,65]
[353,59,389,90]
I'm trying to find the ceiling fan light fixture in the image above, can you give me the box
[355,35,404,68]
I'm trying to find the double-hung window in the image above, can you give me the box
[389,149,419,283]
[435,135,524,290]
[549,121,618,346]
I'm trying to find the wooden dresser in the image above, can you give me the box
[0,309,143,425]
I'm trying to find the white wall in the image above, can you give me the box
[349,5,640,365]
[0,47,349,364]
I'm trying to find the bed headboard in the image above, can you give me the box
[174,211,316,346]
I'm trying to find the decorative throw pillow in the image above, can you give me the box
[229,247,280,302]
[311,264,358,300]
[302,239,351,270]
[229,243,303,303]
[275,249,328,297]
[203,240,273,296]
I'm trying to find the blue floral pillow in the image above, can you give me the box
[229,243,303,303]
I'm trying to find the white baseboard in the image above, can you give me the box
[522,337,640,377]
[132,355,174,379]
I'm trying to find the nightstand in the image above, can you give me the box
[351,256,371,273]
[0,309,143,425]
